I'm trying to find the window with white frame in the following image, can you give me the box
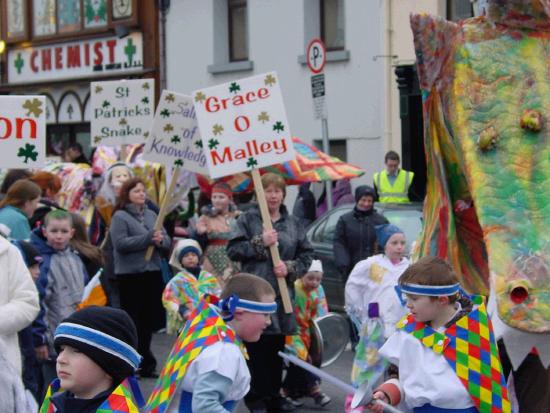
[228,0,248,62]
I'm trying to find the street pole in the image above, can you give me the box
[322,116,333,210]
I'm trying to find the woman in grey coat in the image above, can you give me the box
[110,177,171,378]
[227,173,314,412]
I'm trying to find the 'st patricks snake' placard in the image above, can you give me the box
[193,72,295,179]
[0,96,46,168]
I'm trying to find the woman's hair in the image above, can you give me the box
[261,173,286,197]
[70,213,103,266]
[0,179,42,209]
[221,273,275,301]
[29,171,62,197]
[0,169,32,194]
[115,177,146,211]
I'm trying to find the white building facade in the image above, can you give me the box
[164,0,474,196]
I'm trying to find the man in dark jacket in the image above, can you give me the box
[333,185,388,279]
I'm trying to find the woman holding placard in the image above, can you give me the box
[227,172,313,412]
[110,177,171,378]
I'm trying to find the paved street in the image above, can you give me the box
[141,332,355,412]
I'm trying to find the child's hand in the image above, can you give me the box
[35,344,49,361]
[366,391,389,413]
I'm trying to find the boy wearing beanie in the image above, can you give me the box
[146,273,276,413]
[40,306,143,413]
[163,238,221,334]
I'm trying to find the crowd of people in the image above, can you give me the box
[0,149,518,413]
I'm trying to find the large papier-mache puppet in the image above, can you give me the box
[411,0,550,394]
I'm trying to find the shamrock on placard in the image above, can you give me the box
[195,140,203,149]
[264,74,276,86]
[143,131,150,138]
[171,135,181,144]
[247,157,258,168]
[160,109,170,118]
[212,124,224,136]
[164,124,174,133]
[229,82,240,94]
[174,159,184,168]
[258,112,270,123]
[102,100,111,108]
[119,118,128,126]
[272,121,284,133]
[141,97,149,104]
[95,85,103,94]
[142,82,150,90]
[208,138,220,150]
[22,99,43,117]
[94,136,102,144]
[194,92,206,103]
[165,93,175,103]
[17,144,39,163]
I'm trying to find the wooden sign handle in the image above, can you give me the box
[251,169,293,314]
[145,167,180,261]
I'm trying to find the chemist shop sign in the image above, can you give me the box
[7,32,144,83]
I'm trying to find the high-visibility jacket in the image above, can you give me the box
[373,169,414,203]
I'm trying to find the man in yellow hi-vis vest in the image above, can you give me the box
[373,150,414,203]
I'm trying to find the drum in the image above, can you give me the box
[309,312,350,368]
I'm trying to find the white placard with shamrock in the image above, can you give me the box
[90,78,154,146]
[192,71,295,179]
[142,90,208,174]
[0,96,46,168]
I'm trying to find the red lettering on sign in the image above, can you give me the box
[0,118,13,139]
[30,51,39,73]
[15,118,37,139]
[245,91,257,103]
[67,45,81,68]
[204,87,271,113]
[106,40,117,63]
[211,147,232,165]
[257,88,269,99]
[55,47,63,69]
[41,49,52,71]
[84,43,91,66]
[234,116,250,132]
[93,42,103,66]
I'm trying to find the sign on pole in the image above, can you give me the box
[0,96,46,168]
[311,73,327,120]
[142,90,208,174]
[90,78,154,147]
[306,38,327,74]
[192,71,295,179]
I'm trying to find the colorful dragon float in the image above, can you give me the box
[411,0,550,403]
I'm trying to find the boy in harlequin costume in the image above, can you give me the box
[145,273,277,413]
[39,306,144,413]
[163,238,221,334]
[282,259,331,408]
[368,256,512,413]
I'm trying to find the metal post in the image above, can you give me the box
[322,116,333,210]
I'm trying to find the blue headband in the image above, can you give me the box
[218,294,277,321]
[394,283,462,306]
[54,322,142,371]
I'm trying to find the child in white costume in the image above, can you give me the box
[145,273,277,413]
[368,257,511,413]
[345,224,409,338]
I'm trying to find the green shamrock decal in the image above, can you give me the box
[208,138,220,150]
[141,97,149,104]
[229,82,240,94]
[195,140,203,149]
[17,144,39,163]
[171,135,181,144]
[246,157,258,168]
[272,121,284,133]
[160,109,170,118]
[194,92,206,103]
[102,100,111,108]
[174,159,184,167]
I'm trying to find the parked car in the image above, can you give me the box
[306,202,423,312]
